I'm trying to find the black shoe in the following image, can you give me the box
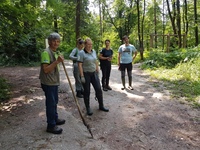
[76,91,84,98]
[99,106,109,112]
[46,126,63,134]
[103,87,108,91]
[106,85,112,90]
[121,86,126,90]
[86,108,93,116]
[56,119,65,125]
[76,93,83,98]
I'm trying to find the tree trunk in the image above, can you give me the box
[194,0,199,46]
[154,0,157,48]
[99,0,103,46]
[76,0,81,40]
[54,15,58,33]
[166,0,177,35]
[176,0,181,48]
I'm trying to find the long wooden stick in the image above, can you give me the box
[61,61,93,138]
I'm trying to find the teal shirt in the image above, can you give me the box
[118,44,137,64]
[77,49,97,72]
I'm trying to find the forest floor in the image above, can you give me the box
[0,60,199,150]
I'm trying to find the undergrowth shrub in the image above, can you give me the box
[0,76,10,102]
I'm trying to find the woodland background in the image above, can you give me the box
[0,0,200,107]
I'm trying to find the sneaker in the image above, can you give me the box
[46,126,63,134]
[128,86,133,90]
[56,119,65,125]
[106,85,112,90]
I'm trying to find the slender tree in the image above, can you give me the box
[76,0,81,39]
[176,0,181,48]
[194,0,199,46]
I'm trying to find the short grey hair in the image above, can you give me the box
[48,32,61,41]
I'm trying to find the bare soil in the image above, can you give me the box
[0,61,199,150]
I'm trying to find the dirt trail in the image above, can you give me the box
[0,61,199,150]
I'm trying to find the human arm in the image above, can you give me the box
[99,53,110,60]
[118,52,121,66]
[78,62,85,83]
[69,48,78,61]
[95,60,100,72]
[132,51,137,60]
[42,55,64,74]
[78,62,84,77]
[132,48,138,62]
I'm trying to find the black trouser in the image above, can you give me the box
[83,71,104,109]
[100,62,111,87]
[120,63,133,87]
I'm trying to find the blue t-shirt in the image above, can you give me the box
[118,44,137,64]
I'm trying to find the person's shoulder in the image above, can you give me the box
[41,49,49,55]
[100,48,106,53]
[119,44,124,49]
[129,44,134,46]
[72,47,77,51]
[79,49,84,54]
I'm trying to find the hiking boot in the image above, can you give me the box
[56,119,65,125]
[86,107,93,116]
[46,126,63,134]
[76,91,83,98]
[106,85,112,90]
[103,87,108,91]
[99,106,109,112]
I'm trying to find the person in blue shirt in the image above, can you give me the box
[118,35,137,90]
[99,39,113,91]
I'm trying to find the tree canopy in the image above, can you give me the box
[0,0,199,64]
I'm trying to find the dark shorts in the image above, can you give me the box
[119,63,132,71]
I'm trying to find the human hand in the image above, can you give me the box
[57,55,64,63]
[96,71,100,77]
[81,76,85,84]
[118,64,121,71]
[108,57,112,61]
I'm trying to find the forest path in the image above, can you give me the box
[0,60,199,150]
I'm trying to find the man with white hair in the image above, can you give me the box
[39,32,65,134]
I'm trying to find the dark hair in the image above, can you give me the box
[122,35,129,40]
[77,38,84,45]
[105,39,110,43]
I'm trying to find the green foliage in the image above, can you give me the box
[142,47,200,108]
[0,76,10,102]
[141,47,200,69]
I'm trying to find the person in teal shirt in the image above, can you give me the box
[118,35,137,90]
[77,38,109,116]
[39,32,65,134]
